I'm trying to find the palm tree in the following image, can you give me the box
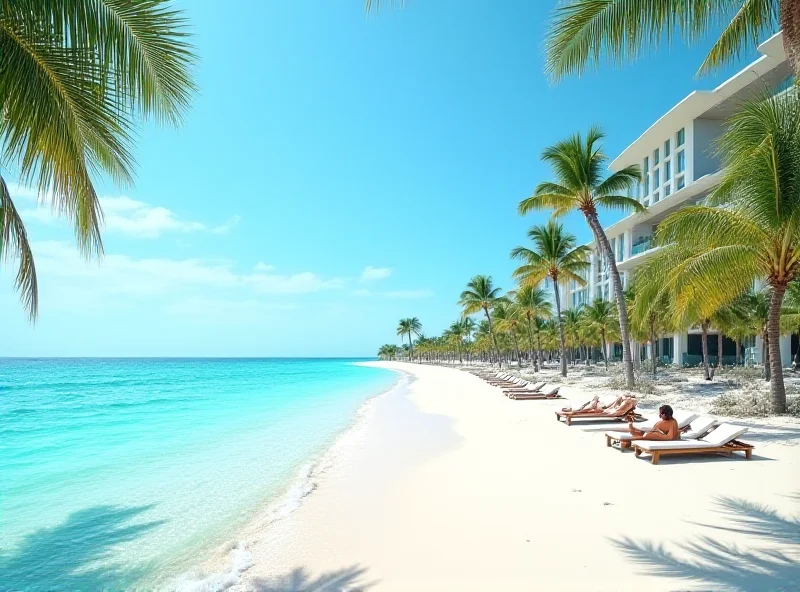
[511,220,591,377]
[509,285,552,371]
[638,91,800,412]
[493,301,525,368]
[459,275,504,366]
[583,298,618,370]
[545,1,797,80]
[519,126,642,388]
[445,320,467,364]
[397,317,422,361]
[0,2,196,320]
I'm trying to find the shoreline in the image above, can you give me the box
[224,362,799,591]
[167,365,410,591]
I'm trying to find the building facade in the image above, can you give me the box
[564,32,792,366]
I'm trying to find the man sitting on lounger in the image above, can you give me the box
[628,405,680,441]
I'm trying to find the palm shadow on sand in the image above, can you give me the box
[611,494,800,591]
[0,505,165,591]
[251,565,377,591]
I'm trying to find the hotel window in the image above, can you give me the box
[676,175,685,190]
[617,233,625,262]
[664,139,671,158]
[654,148,659,165]
[643,156,649,173]
[677,150,685,173]
[664,160,671,181]
[653,191,660,204]
[677,128,685,147]
[644,174,650,194]
[664,183,671,197]
[653,167,660,188]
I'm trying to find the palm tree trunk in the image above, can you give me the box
[601,328,608,370]
[510,332,522,368]
[763,329,771,381]
[408,331,413,362]
[650,321,657,381]
[584,212,634,389]
[536,328,543,371]
[735,337,741,366]
[794,331,800,372]
[701,320,711,380]
[781,0,800,75]
[717,331,723,369]
[552,278,568,377]
[483,307,501,368]
[767,283,788,413]
[526,317,536,371]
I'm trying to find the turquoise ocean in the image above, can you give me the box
[0,358,398,591]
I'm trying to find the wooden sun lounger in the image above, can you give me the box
[509,386,561,400]
[632,424,753,464]
[555,402,639,426]
[605,412,705,450]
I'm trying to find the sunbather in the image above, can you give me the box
[628,404,680,441]
[561,395,623,414]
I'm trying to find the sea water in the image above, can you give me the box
[0,358,397,591]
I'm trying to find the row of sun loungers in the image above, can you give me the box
[468,371,562,400]
[468,370,755,465]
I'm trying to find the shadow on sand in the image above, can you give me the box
[251,565,377,591]
[0,505,164,591]
[612,494,800,591]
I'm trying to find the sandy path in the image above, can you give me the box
[232,362,800,592]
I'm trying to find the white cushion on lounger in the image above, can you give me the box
[681,416,718,440]
[606,414,712,442]
[511,382,545,392]
[635,424,747,451]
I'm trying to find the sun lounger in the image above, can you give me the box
[509,385,561,400]
[555,398,639,426]
[503,381,546,396]
[605,413,709,450]
[632,423,753,464]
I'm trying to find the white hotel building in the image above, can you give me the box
[563,32,794,367]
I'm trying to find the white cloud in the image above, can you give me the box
[254,262,275,272]
[15,190,237,240]
[360,266,392,282]
[30,241,346,299]
[211,215,241,235]
[350,288,433,299]
[382,289,434,299]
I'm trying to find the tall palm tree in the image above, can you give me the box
[493,301,525,368]
[445,319,467,364]
[638,91,800,412]
[519,127,642,387]
[583,298,618,370]
[545,1,797,80]
[397,317,422,361]
[459,275,503,366]
[0,1,196,320]
[509,284,552,371]
[511,220,591,377]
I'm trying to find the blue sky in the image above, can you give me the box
[0,1,766,357]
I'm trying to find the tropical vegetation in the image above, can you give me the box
[0,1,196,320]
[545,1,792,80]
[372,3,800,415]
[519,126,642,388]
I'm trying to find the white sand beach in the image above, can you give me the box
[230,362,800,592]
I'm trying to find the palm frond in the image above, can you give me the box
[30,0,198,124]
[0,177,38,320]
[545,0,741,81]
[698,0,777,74]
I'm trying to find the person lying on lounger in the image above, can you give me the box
[562,395,624,414]
[627,404,680,441]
